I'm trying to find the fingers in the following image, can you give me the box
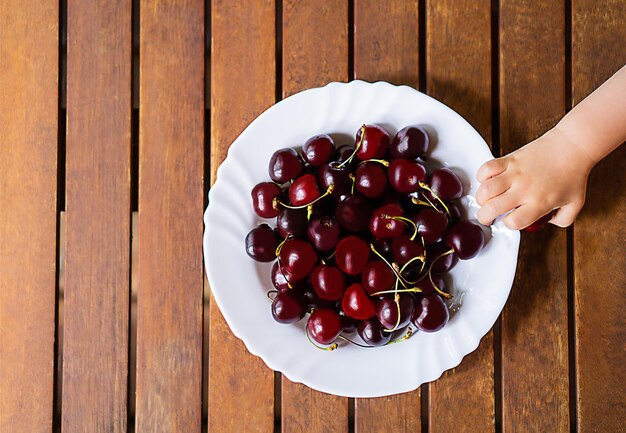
[476,175,511,206]
[477,190,521,226]
[503,204,545,230]
[477,157,508,183]
[549,201,584,227]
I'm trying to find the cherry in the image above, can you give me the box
[336,144,355,163]
[307,216,340,252]
[269,148,304,183]
[251,182,281,218]
[427,241,457,272]
[342,315,359,333]
[377,294,415,330]
[276,208,307,238]
[302,287,337,310]
[370,203,405,238]
[390,126,429,159]
[307,309,343,345]
[279,239,318,281]
[414,274,446,295]
[356,125,390,161]
[357,318,391,346]
[355,162,387,198]
[524,210,556,232]
[271,261,296,292]
[335,236,370,275]
[373,238,394,261]
[272,291,306,324]
[429,168,463,201]
[335,195,371,232]
[341,283,377,320]
[412,293,449,332]
[310,265,346,301]
[361,260,396,295]
[245,224,278,262]
[318,162,351,197]
[445,220,485,260]
[391,235,425,266]
[447,201,464,223]
[289,174,320,206]
[413,207,449,244]
[388,159,426,193]
[303,134,334,167]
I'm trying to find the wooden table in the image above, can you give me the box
[1,1,624,432]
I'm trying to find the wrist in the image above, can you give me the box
[549,123,596,174]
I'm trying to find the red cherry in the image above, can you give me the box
[412,293,449,332]
[251,182,281,218]
[357,318,391,346]
[429,168,463,201]
[390,126,429,159]
[355,162,387,198]
[377,294,415,330]
[356,125,390,160]
[269,148,304,183]
[413,207,449,244]
[361,260,395,295]
[524,210,556,232]
[414,274,446,295]
[318,162,352,197]
[335,236,370,275]
[388,159,427,193]
[310,265,346,301]
[335,195,372,232]
[391,235,425,266]
[341,283,377,320]
[445,220,485,260]
[307,309,343,345]
[370,203,405,238]
[279,239,318,281]
[427,241,458,272]
[271,291,306,324]
[245,224,278,262]
[276,208,307,238]
[307,216,340,252]
[289,174,320,206]
[303,134,334,167]
[271,261,295,292]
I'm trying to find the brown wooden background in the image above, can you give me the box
[1,1,624,432]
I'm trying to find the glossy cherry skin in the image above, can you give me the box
[370,203,405,238]
[269,148,304,183]
[427,241,458,272]
[412,294,449,332]
[414,273,446,295]
[272,291,306,324]
[524,210,556,232]
[276,208,307,238]
[391,235,425,266]
[429,168,463,201]
[336,144,355,163]
[302,287,337,310]
[307,309,343,345]
[307,216,340,252]
[303,134,334,167]
[341,283,377,320]
[413,207,449,244]
[358,318,391,346]
[355,162,387,198]
[279,239,318,281]
[447,201,464,223]
[373,238,394,261]
[289,173,320,206]
[388,159,427,193]
[245,224,278,262]
[335,236,370,275]
[271,261,295,292]
[390,126,429,159]
[310,265,346,301]
[361,260,395,295]
[251,182,281,218]
[318,162,352,197]
[445,220,485,260]
[355,124,390,160]
[377,294,415,330]
[335,195,372,232]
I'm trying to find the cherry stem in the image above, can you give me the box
[306,204,313,221]
[338,124,366,168]
[418,181,450,215]
[305,325,338,351]
[349,173,356,195]
[275,184,335,210]
[358,158,390,167]
[388,327,414,344]
[412,197,435,207]
[427,248,455,299]
[399,254,426,276]
[369,243,409,289]
[337,334,378,349]
[383,281,402,333]
[275,235,291,257]
[381,214,420,241]
[371,287,423,296]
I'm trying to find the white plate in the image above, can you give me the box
[204,80,520,398]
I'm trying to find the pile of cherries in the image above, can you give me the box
[245,124,485,350]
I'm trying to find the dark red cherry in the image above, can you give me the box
[414,274,446,295]
[356,125,390,161]
[448,201,464,223]
[370,203,405,238]
[361,260,395,295]
[289,174,320,206]
[341,283,376,320]
[269,148,304,183]
[302,287,337,310]
[357,318,391,346]
[390,126,429,159]
[355,162,387,198]
[335,195,372,232]
[272,291,306,324]
[412,294,449,332]
[307,309,343,345]
[341,315,359,333]
[279,239,318,281]
[276,208,307,238]
[336,144,355,163]
[413,207,449,244]
[318,162,351,197]
[251,182,281,218]
[307,216,340,252]
[310,265,346,301]
[335,236,370,275]
[524,210,556,232]
[427,241,458,272]
[271,261,296,292]
[388,159,427,193]
[373,238,394,261]
[445,220,485,260]
[377,294,415,330]
[429,168,463,201]
[303,134,334,167]
[245,224,278,262]
[391,235,425,266]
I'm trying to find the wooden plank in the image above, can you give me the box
[281,1,349,432]
[135,0,204,431]
[426,2,495,432]
[572,2,626,432]
[353,1,421,431]
[61,1,131,431]
[499,1,569,432]
[0,1,58,432]
[208,1,275,432]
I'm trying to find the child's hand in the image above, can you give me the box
[475,127,595,230]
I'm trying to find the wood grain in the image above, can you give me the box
[354,1,421,430]
[135,0,204,432]
[499,1,569,432]
[426,2,495,432]
[572,2,626,432]
[62,1,131,431]
[0,1,58,432]
[281,1,349,431]
[209,1,275,432]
